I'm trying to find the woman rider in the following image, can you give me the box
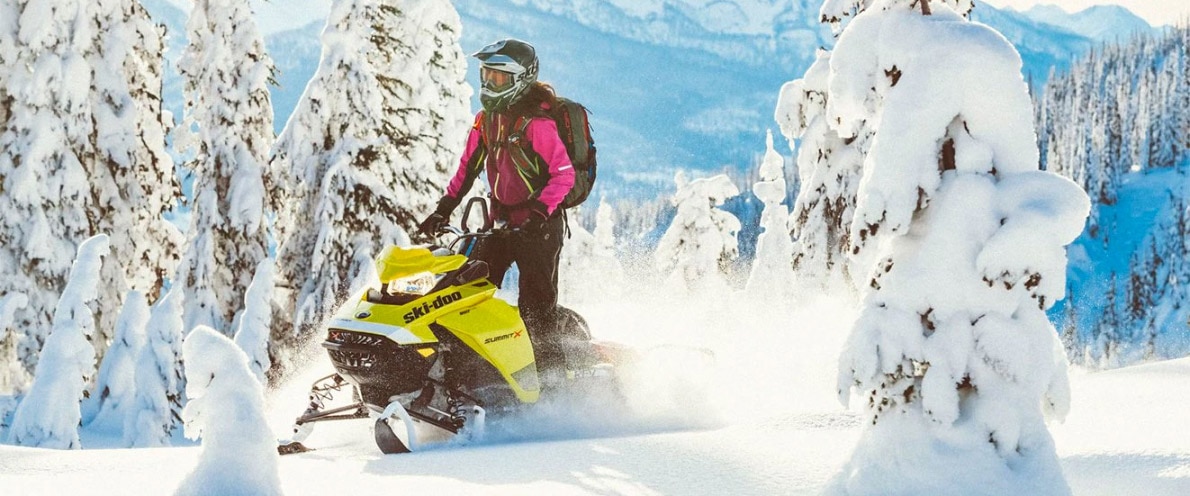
[418,39,575,391]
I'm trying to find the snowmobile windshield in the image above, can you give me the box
[388,271,437,296]
[480,66,516,93]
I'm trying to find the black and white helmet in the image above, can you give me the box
[473,39,539,113]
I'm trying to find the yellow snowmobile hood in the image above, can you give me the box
[376,245,467,283]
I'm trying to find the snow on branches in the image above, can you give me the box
[0,292,29,393]
[9,234,109,449]
[233,258,274,383]
[176,0,275,337]
[0,0,98,377]
[127,286,185,447]
[745,131,795,300]
[824,1,1090,494]
[177,326,281,496]
[655,173,742,294]
[777,50,864,292]
[89,290,150,431]
[560,200,626,305]
[268,0,470,352]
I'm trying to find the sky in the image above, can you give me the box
[980,0,1189,26]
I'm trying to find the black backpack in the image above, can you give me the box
[509,97,597,209]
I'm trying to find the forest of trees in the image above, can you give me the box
[1036,25,1190,365]
[0,0,472,443]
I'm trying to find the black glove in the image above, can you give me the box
[418,213,447,235]
[418,196,459,235]
[520,200,551,232]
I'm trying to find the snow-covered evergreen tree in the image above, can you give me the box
[591,200,626,293]
[0,0,98,378]
[176,326,281,496]
[559,218,599,304]
[126,286,184,447]
[233,258,274,383]
[0,291,20,436]
[269,0,470,356]
[0,0,16,127]
[9,234,109,449]
[655,172,741,295]
[0,292,28,394]
[560,200,626,304]
[826,2,1089,493]
[1,0,180,386]
[745,131,794,299]
[86,0,181,367]
[1148,55,1181,169]
[89,290,149,430]
[176,0,275,337]
[776,50,863,293]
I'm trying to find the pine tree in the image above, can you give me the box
[1096,274,1121,366]
[1132,67,1152,170]
[86,0,182,367]
[176,0,276,337]
[558,216,599,304]
[654,172,741,295]
[9,234,109,449]
[0,0,98,378]
[1182,26,1190,155]
[592,200,626,291]
[268,0,470,357]
[0,0,17,128]
[0,291,25,435]
[777,51,863,293]
[827,2,1087,492]
[177,326,282,496]
[89,290,149,430]
[746,131,795,299]
[1148,56,1180,169]
[233,258,274,384]
[127,286,185,447]
[0,292,28,393]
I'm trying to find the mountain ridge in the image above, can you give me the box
[142,0,1151,193]
[1022,3,1154,41]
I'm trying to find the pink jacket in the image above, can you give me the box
[445,110,575,225]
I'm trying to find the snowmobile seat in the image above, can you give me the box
[430,260,490,293]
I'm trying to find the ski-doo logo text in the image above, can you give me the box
[484,330,522,345]
[402,292,463,323]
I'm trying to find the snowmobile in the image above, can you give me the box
[278,199,632,455]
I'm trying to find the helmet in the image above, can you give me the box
[472,39,538,113]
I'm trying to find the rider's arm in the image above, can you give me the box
[527,118,575,215]
[438,113,487,215]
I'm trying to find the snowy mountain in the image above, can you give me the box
[969,4,1097,83]
[140,0,1140,197]
[1022,4,1155,41]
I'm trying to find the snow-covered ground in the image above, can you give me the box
[1,293,1187,495]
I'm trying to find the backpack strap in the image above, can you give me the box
[477,111,549,199]
[507,116,547,193]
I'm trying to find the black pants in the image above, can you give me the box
[477,215,566,373]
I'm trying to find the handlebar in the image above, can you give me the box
[412,197,532,255]
[414,222,528,256]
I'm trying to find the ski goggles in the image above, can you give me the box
[480,66,516,93]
